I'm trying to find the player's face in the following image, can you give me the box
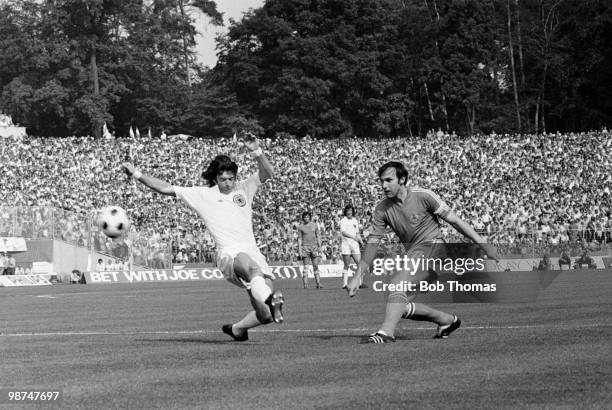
[216,171,236,194]
[380,168,403,198]
[303,215,311,223]
[346,208,353,218]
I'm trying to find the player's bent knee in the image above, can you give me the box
[256,309,273,324]
[388,291,410,304]
[234,253,259,280]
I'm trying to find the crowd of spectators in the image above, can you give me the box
[0,130,611,265]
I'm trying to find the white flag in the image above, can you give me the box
[135,127,141,138]
[147,127,152,138]
[129,126,135,138]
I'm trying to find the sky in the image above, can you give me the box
[193,0,265,68]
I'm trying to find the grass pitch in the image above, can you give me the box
[1,270,611,409]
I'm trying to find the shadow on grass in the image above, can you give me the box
[134,338,262,345]
[305,334,418,341]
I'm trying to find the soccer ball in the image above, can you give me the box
[98,206,131,238]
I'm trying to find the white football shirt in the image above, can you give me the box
[174,173,260,253]
[339,216,360,244]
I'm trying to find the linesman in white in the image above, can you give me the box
[121,133,284,342]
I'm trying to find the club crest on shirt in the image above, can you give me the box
[409,214,420,223]
[233,194,246,207]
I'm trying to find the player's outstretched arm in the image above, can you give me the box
[255,150,274,183]
[243,132,274,183]
[347,237,379,297]
[122,162,176,196]
[441,211,500,261]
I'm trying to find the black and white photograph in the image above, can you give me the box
[1,0,611,408]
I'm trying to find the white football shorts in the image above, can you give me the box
[341,240,361,256]
[216,248,275,289]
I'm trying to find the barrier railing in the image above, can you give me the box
[169,229,612,264]
[1,206,609,267]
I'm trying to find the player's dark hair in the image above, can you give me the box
[302,211,311,220]
[202,155,238,187]
[343,204,355,217]
[378,161,408,185]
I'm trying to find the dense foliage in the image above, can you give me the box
[1,0,610,137]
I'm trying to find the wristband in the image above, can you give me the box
[250,148,263,158]
[132,170,142,180]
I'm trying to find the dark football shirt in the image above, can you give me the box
[369,187,451,246]
[298,222,319,247]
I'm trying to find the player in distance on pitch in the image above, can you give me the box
[121,132,284,341]
[347,161,499,343]
[339,204,366,289]
[297,211,323,289]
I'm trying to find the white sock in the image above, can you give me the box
[249,276,272,303]
[233,311,261,334]
[342,270,349,286]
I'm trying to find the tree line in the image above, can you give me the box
[1,0,610,138]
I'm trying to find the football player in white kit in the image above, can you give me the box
[339,204,365,289]
[121,133,284,342]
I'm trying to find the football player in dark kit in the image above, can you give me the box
[347,161,500,343]
[297,211,323,289]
